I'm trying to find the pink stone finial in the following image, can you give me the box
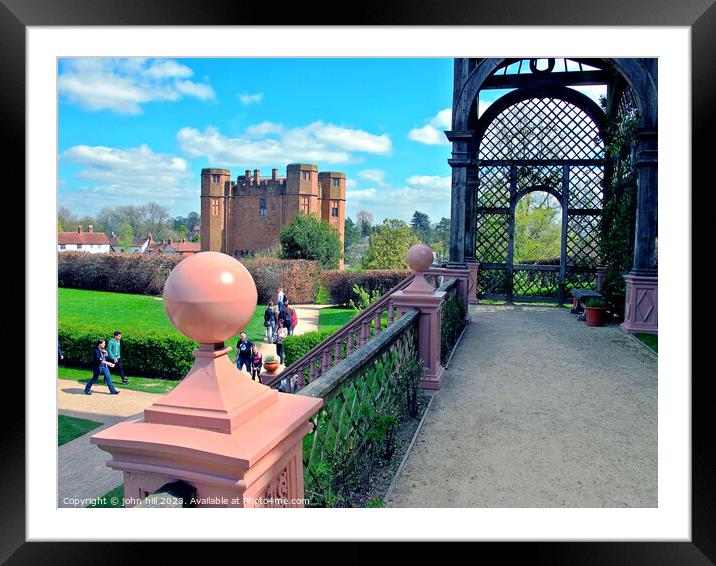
[407,244,434,273]
[163,251,257,344]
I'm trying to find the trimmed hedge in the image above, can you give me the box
[319,269,411,307]
[58,252,320,303]
[58,322,196,379]
[283,327,340,367]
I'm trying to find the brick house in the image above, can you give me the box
[150,238,201,257]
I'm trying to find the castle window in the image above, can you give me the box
[303,171,310,181]
[211,198,220,216]
[212,174,220,183]
[259,198,267,216]
[301,196,310,214]
[332,206,339,218]
[333,178,340,187]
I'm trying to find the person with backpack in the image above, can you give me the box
[249,345,263,383]
[263,301,277,342]
[281,300,296,336]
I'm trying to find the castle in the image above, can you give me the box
[200,164,346,265]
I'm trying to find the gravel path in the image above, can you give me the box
[387,304,657,508]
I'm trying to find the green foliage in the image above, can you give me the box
[319,269,411,307]
[280,212,343,269]
[401,356,424,418]
[635,333,658,353]
[58,321,196,379]
[365,498,386,508]
[513,192,561,263]
[318,307,359,328]
[118,222,134,250]
[282,327,340,368]
[585,297,606,308]
[599,97,639,319]
[314,284,331,305]
[344,217,361,251]
[440,295,467,362]
[348,284,381,311]
[362,219,421,269]
[410,210,433,243]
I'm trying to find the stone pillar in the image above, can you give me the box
[390,244,446,390]
[622,129,658,334]
[91,252,322,507]
[595,266,606,292]
[466,260,480,304]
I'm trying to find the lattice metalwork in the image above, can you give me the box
[569,166,603,209]
[477,268,510,296]
[475,213,509,263]
[477,166,510,207]
[517,165,562,191]
[512,268,560,298]
[567,215,601,266]
[479,98,604,161]
[302,315,418,506]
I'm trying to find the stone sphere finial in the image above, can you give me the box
[163,251,258,344]
[406,243,434,273]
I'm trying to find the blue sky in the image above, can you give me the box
[57,58,605,224]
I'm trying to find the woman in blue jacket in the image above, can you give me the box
[84,339,119,395]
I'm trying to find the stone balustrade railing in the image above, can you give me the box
[263,267,452,390]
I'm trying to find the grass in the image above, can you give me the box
[58,366,180,394]
[59,287,267,345]
[87,484,124,508]
[318,307,359,328]
[58,414,102,446]
[634,333,658,353]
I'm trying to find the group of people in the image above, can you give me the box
[234,288,300,384]
[81,331,129,395]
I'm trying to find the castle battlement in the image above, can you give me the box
[200,163,346,266]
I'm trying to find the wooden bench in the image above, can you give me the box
[570,289,603,319]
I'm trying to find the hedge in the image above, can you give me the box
[319,269,411,306]
[58,252,320,303]
[58,322,196,379]
[283,327,340,367]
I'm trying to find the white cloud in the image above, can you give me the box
[58,58,215,114]
[238,92,264,105]
[59,144,197,215]
[177,121,392,166]
[345,174,451,223]
[408,108,452,145]
[358,169,387,187]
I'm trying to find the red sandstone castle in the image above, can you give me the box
[200,164,346,262]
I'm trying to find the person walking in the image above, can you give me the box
[57,339,63,364]
[84,339,119,395]
[277,287,285,313]
[236,332,254,374]
[263,301,277,342]
[281,300,296,336]
[249,345,263,383]
[107,331,129,385]
[275,319,288,365]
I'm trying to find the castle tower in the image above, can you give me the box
[200,168,231,252]
[285,164,320,223]
[319,171,346,268]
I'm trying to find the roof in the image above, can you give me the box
[58,232,110,245]
[108,234,152,248]
[152,240,201,254]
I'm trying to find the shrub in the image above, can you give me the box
[440,295,467,363]
[282,327,340,367]
[58,322,195,379]
[320,269,411,307]
[585,297,606,308]
[314,284,331,305]
[58,252,321,303]
[348,284,381,311]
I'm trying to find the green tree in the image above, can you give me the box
[362,219,421,269]
[344,217,361,252]
[356,210,374,238]
[280,212,343,269]
[410,211,432,243]
[118,222,134,250]
[513,192,562,263]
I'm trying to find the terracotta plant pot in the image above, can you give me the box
[264,361,280,373]
[585,306,606,327]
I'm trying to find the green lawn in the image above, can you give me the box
[59,287,267,345]
[634,333,658,353]
[318,307,359,328]
[58,366,180,394]
[58,414,102,446]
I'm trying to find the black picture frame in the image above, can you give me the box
[6,0,710,561]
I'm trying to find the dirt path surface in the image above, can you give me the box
[387,304,657,508]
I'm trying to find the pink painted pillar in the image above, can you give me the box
[90,252,322,507]
[390,244,446,390]
[620,272,658,335]
[466,260,480,304]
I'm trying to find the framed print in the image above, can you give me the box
[5,0,712,561]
